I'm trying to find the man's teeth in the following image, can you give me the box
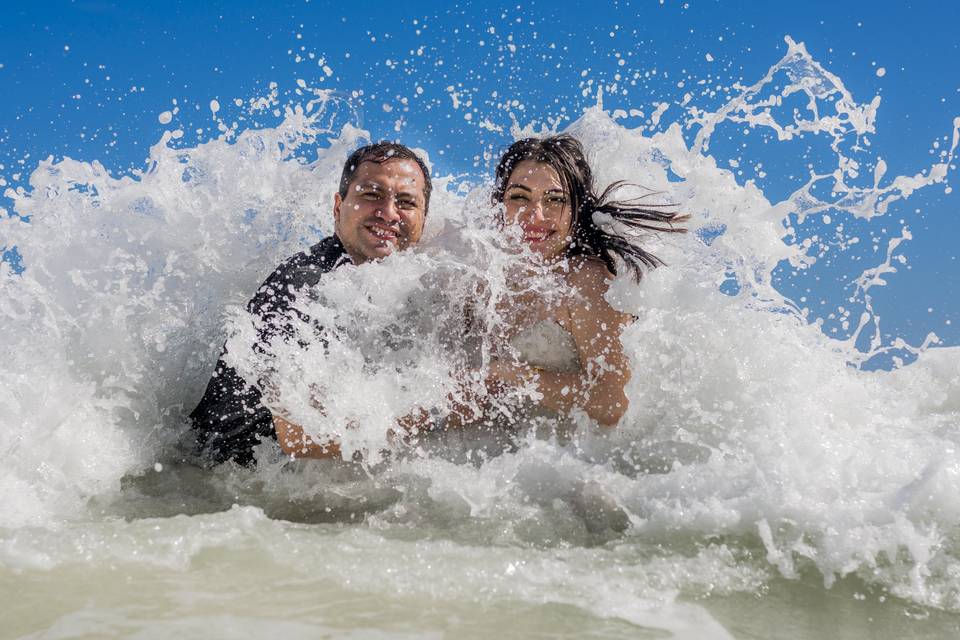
[368,226,398,239]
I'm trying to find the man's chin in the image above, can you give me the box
[359,242,398,261]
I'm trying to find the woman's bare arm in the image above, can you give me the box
[562,259,632,426]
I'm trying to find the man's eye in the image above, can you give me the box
[397,199,417,209]
[361,192,381,200]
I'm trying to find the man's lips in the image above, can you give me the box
[363,222,400,243]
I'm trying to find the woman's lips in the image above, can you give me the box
[522,226,554,243]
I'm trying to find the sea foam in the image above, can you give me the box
[1,36,959,615]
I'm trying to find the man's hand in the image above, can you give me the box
[273,414,342,459]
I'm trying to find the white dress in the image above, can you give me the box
[501,319,581,441]
[507,320,580,373]
[420,320,582,461]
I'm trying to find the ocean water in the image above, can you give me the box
[2,37,960,639]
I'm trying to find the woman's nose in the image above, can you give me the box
[524,200,545,222]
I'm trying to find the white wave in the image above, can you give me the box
[1,36,959,618]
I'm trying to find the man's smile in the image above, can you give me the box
[364,222,400,243]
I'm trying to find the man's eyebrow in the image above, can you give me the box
[355,179,423,201]
[392,183,424,200]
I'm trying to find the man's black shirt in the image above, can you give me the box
[190,235,349,465]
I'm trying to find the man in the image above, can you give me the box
[190,141,432,465]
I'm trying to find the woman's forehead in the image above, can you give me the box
[509,160,564,189]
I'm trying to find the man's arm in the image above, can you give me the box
[272,409,434,460]
[273,415,342,459]
[190,355,276,466]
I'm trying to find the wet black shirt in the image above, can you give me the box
[190,235,350,466]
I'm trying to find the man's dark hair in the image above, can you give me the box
[338,141,433,212]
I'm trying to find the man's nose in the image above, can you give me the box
[376,199,401,222]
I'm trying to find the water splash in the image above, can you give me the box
[1,36,959,623]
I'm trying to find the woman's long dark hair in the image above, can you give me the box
[492,134,686,281]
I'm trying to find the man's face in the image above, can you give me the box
[334,159,427,264]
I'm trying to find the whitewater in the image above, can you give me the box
[2,36,960,639]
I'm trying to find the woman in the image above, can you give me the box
[476,134,684,428]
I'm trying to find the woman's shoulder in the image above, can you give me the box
[561,255,632,331]
[565,255,614,294]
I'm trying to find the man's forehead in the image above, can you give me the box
[352,159,424,187]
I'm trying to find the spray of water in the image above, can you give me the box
[2,36,959,620]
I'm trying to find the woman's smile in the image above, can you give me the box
[521,224,556,243]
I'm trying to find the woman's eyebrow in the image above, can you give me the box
[505,183,532,192]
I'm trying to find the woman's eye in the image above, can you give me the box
[509,194,528,202]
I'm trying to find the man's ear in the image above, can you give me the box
[333,192,342,225]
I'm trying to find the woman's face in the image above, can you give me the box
[502,160,574,263]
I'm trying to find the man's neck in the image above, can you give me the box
[325,234,356,265]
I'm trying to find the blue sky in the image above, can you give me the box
[2,0,958,362]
